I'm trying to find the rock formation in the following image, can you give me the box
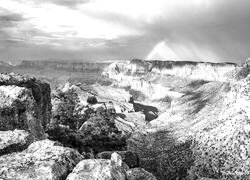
[0,73,51,139]
[66,153,126,180]
[0,72,154,180]
[102,59,250,179]
[1,58,250,180]
[0,139,83,180]
[0,129,34,156]
[67,152,156,180]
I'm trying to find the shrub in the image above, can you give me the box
[52,88,82,130]
[78,113,127,154]
[87,96,98,104]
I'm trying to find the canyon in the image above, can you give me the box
[0,59,250,179]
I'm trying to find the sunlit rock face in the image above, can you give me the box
[103,59,239,113]
[0,139,83,180]
[66,153,126,180]
[66,152,156,180]
[103,59,250,179]
[104,59,238,82]
[0,129,34,156]
[0,73,51,139]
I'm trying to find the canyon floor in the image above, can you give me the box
[0,59,250,180]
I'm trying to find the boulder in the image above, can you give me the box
[0,73,51,139]
[66,152,126,180]
[0,129,34,156]
[0,139,83,180]
[126,168,157,180]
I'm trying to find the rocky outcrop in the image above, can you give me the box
[0,129,34,156]
[0,139,83,180]
[66,152,126,180]
[67,152,156,180]
[0,73,51,139]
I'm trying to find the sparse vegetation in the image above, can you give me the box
[87,96,98,104]
[51,88,84,130]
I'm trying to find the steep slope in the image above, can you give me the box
[103,59,250,179]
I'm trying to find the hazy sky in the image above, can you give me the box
[1,0,250,63]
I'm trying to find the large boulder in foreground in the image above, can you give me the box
[0,139,83,180]
[0,129,34,156]
[66,152,126,180]
[0,73,51,139]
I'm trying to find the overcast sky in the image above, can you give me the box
[1,0,250,63]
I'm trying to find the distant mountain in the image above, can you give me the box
[0,61,13,67]
[18,60,111,72]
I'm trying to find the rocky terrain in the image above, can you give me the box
[0,58,249,179]
[0,72,155,179]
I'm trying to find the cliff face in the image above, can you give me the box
[0,73,51,139]
[103,59,250,179]
[104,59,238,82]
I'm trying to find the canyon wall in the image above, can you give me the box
[103,59,250,179]
[104,59,239,82]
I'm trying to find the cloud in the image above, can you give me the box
[0,0,250,63]
[0,8,25,27]
[42,0,91,8]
